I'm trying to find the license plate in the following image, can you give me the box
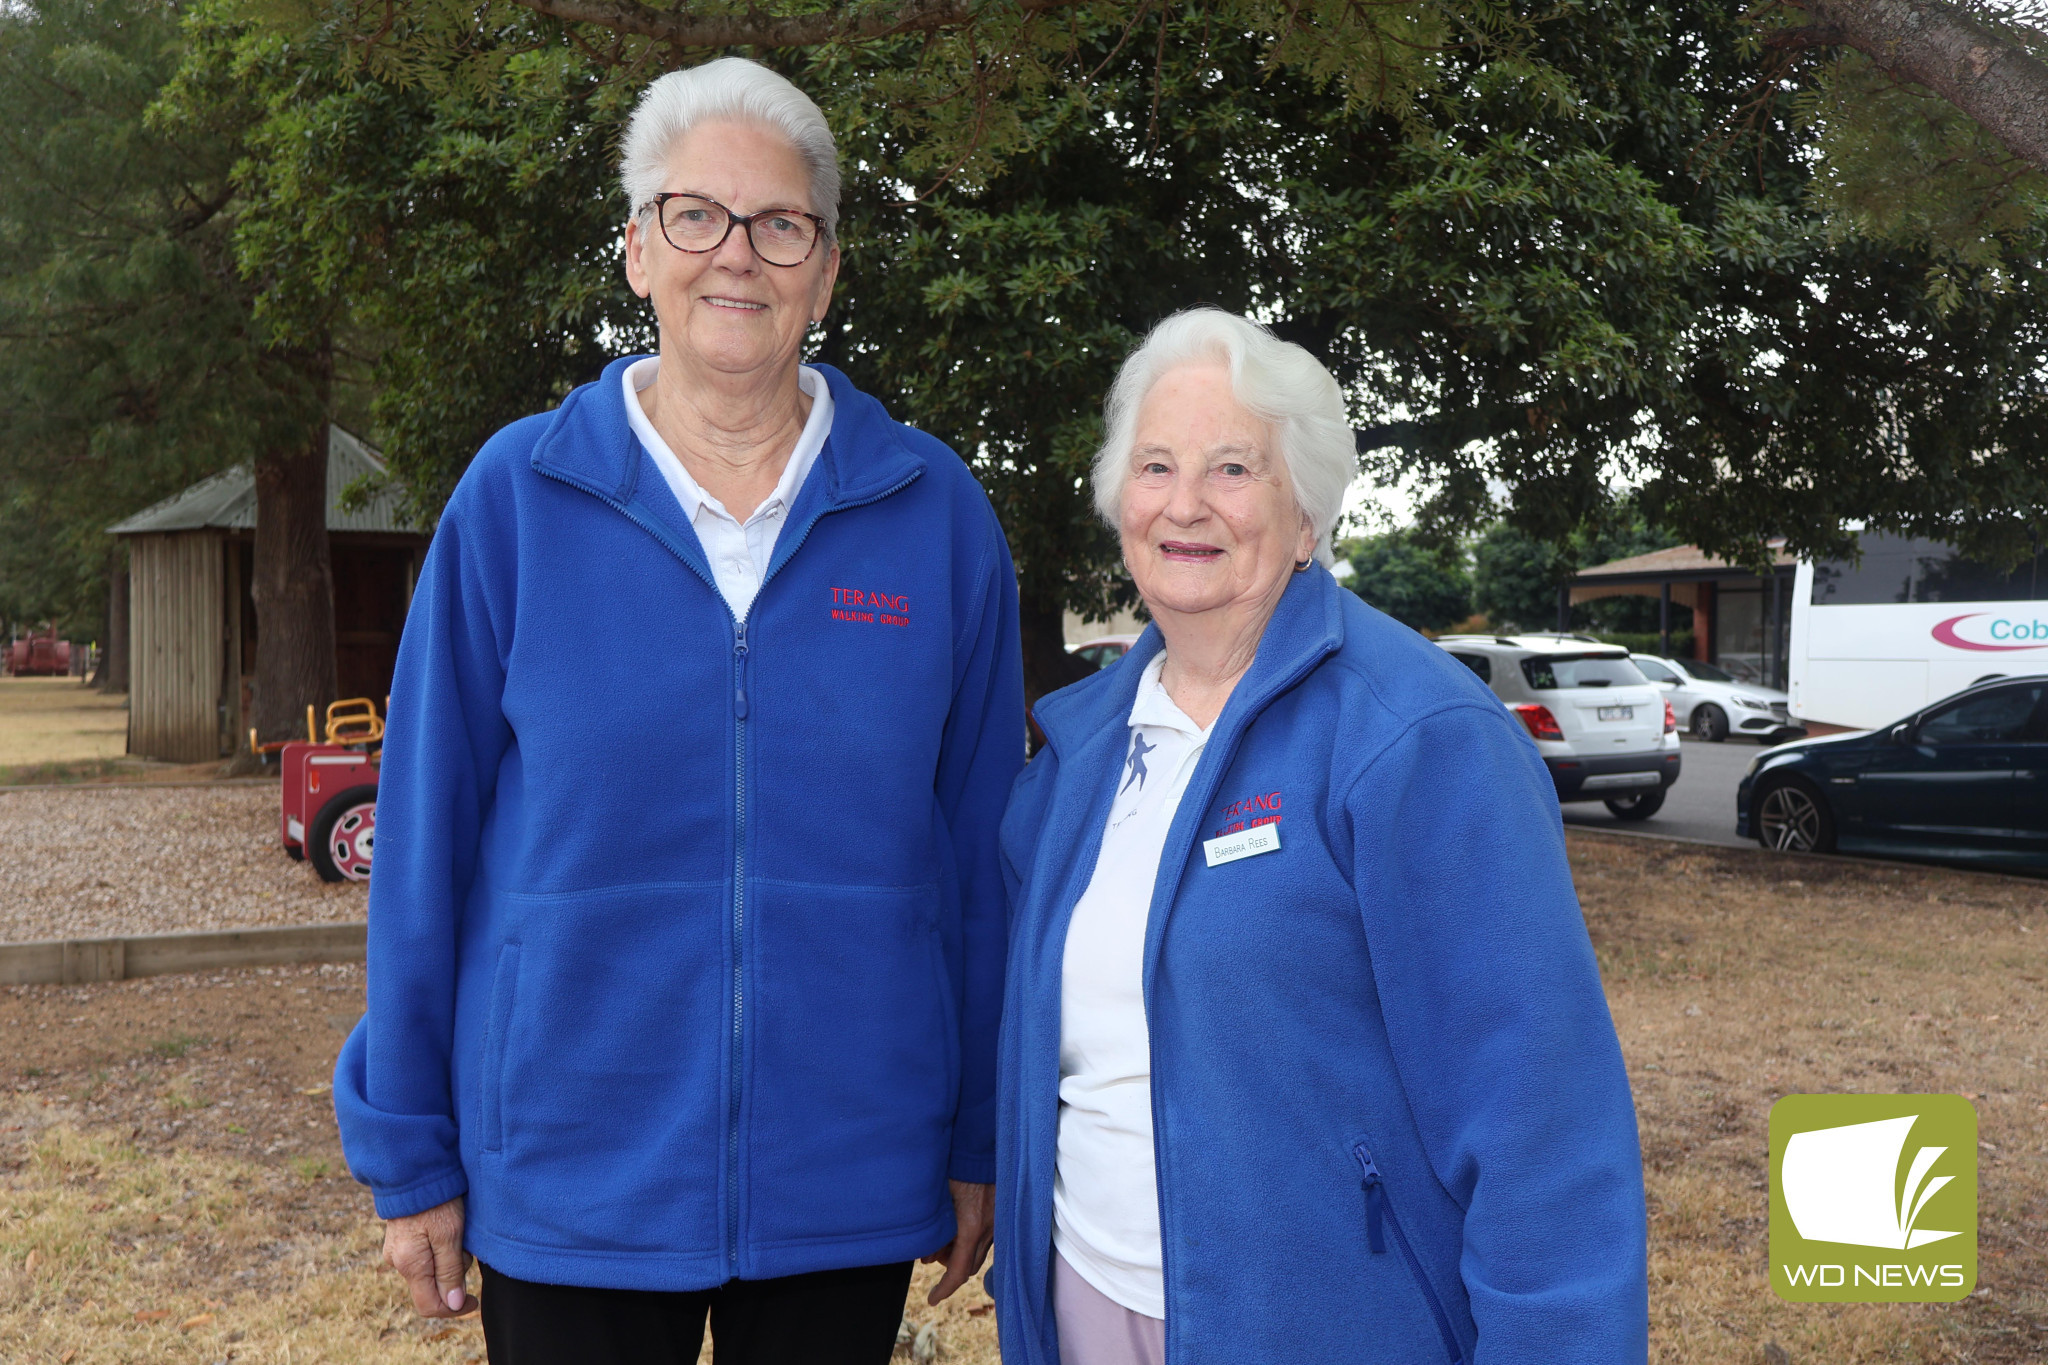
[1597,706,1634,722]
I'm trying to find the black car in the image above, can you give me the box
[1736,675,2048,872]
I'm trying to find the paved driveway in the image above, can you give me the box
[1561,735,1769,847]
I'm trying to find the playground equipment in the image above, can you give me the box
[274,698,384,883]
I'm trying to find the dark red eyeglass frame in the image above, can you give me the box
[642,192,829,267]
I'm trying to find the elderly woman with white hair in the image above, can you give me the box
[990,309,1647,1365]
[333,57,1023,1365]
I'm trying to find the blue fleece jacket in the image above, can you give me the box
[992,566,1646,1364]
[334,358,1023,1291]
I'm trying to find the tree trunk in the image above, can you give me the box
[1780,0,2048,174]
[96,548,129,692]
[1020,594,1095,721]
[249,386,337,750]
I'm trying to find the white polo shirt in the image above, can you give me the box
[623,358,834,621]
[1053,651,1210,1320]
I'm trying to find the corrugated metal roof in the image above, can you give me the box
[107,428,422,537]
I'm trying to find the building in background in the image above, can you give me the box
[107,429,428,763]
[1570,543,1798,689]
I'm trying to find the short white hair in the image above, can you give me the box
[619,57,842,238]
[1092,308,1356,567]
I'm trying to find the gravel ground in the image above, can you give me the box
[0,785,365,943]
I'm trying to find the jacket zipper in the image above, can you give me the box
[729,617,748,1267]
[1353,1143,1464,1364]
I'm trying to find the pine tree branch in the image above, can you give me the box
[1770,0,2048,174]
[499,0,1087,49]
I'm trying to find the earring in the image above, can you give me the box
[1293,559,1311,573]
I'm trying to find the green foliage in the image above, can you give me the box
[158,6,644,525]
[1471,521,1563,631]
[0,0,312,634]
[1799,51,2047,284]
[1470,499,1680,632]
[15,0,2036,663]
[1342,531,1471,632]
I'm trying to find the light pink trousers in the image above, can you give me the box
[1052,1253,1166,1365]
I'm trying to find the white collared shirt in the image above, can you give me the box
[623,358,834,621]
[1052,651,1210,1320]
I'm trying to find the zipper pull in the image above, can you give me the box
[1354,1145,1387,1254]
[734,620,749,719]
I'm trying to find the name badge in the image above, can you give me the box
[1203,823,1281,867]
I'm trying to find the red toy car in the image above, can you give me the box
[275,698,382,882]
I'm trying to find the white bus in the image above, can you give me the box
[1790,533,2048,730]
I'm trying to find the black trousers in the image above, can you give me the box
[479,1259,915,1365]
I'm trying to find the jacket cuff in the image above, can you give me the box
[371,1169,470,1221]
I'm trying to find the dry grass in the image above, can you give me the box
[1576,831,2048,1363]
[3,835,2043,1363]
[0,679,128,773]
[0,1121,995,1365]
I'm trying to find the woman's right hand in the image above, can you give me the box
[383,1196,478,1318]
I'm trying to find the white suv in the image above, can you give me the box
[1435,634,1682,820]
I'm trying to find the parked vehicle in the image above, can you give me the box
[1068,634,1140,670]
[275,698,383,882]
[1436,634,1682,819]
[1789,533,2047,730]
[4,626,71,677]
[1629,653,1805,743]
[1737,674,2048,872]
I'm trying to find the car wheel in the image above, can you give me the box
[1604,788,1665,821]
[1691,703,1728,742]
[1754,777,1835,854]
[308,784,378,883]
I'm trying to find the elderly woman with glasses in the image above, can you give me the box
[333,58,1023,1365]
[991,309,1647,1365]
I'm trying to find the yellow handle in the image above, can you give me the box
[324,697,385,746]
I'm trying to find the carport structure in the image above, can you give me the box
[1570,542,1798,687]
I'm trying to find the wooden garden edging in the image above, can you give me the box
[0,921,366,986]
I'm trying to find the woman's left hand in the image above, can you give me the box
[921,1179,995,1304]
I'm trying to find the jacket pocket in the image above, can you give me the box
[1353,1142,1465,1365]
[479,943,520,1154]
[484,883,727,1255]
[745,881,955,1247]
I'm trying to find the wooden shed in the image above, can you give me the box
[108,429,429,762]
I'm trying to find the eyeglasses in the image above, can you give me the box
[641,193,827,268]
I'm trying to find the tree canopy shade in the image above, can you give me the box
[0,0,379,752]
[182,0,2046,698]
[180,13,647,526]
[0,0,306,640]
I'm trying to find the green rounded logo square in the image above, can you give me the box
[1768,1093,1977,1302]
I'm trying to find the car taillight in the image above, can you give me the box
[1512,704,1564,741]
[1664,700,1678,734]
